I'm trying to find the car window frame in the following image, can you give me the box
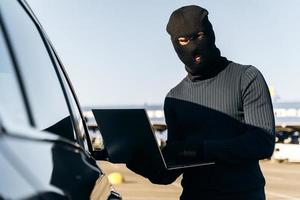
[19,0,93,152]
[50,46,94,153]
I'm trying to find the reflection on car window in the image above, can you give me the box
[0,26,29,127]
[2,1,75,140]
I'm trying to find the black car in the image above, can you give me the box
[0,0,121,199]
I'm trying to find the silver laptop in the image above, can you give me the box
[92,108,214,170]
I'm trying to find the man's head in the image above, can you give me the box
[166,5,221,77]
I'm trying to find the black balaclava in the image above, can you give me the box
[166,5,228,81]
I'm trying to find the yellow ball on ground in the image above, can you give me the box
[108,172,124,185]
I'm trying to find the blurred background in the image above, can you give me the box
[26,1,300,199]
[26,0,300,106]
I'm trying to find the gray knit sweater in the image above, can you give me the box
[149,62,275,196]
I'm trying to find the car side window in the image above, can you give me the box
[2,1,75,141]
[0,25,29,127]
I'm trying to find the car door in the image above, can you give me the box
[0,0,120,199]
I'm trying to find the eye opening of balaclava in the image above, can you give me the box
[166,5,224,79]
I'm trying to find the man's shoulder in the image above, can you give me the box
[229,61,264,79]
[227,61,254,74]
[228,62,267,93]
[226,62,265,82]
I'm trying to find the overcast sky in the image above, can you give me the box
[26,0,300,106]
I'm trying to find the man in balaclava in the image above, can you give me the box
[127,5,275,200]
[166,5,227,81]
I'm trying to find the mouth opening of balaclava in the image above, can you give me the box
[166,5,227,80]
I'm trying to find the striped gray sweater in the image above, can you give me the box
[160,62,275,194]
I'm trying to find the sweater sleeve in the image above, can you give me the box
[203,66,275,164]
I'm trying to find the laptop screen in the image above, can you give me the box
[92,109,165,168]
